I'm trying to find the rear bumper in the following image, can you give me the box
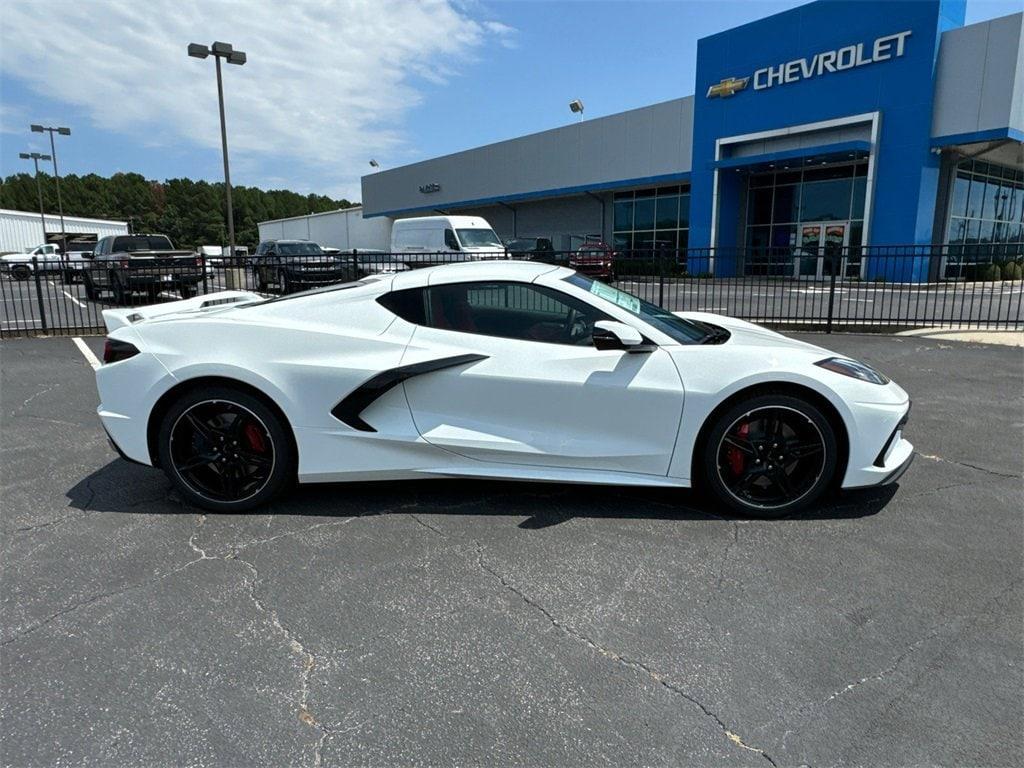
[123,273,203,287]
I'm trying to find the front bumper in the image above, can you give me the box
[842,396,914,488]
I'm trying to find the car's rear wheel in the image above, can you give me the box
[157,386,295,512]
[700,394,837,518]
[111,272,129,305]
[10,265,30,281]
[83,272,99,300]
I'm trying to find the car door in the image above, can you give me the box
[397,280,684,476]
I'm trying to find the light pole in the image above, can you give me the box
[30,125,69,253]
[188,41,246,258]
[18,151,52,243]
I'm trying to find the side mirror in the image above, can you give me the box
[592,320,653,353]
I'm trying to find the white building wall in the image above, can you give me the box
[257,207,393,250]
[0,209,128,252]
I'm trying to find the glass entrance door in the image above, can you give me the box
[796,222,848,278]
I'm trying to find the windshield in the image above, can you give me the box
[278,242,324,256]
[456,228,502,248]
[564,273,710,344]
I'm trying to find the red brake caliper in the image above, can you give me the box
[244,422,266,453]
[726,422,748,476]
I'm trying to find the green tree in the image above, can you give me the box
[0,171,355,249]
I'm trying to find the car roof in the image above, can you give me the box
[391,260,568,289]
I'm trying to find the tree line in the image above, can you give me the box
[0,171,355,249]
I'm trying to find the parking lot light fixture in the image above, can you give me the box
[369,159,380,169]
[189,40,247,260]
[28,124,70,254]
[19,151,53,243]
[569,99,584,122]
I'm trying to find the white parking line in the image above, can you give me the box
[61,289,86,308]
[72,337,101,370]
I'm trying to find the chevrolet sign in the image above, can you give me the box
[706,77,749,98]
[706,29,912,98]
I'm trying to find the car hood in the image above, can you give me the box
[674,311,832,355]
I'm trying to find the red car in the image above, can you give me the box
[570,242,616,281]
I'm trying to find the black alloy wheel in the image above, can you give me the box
[158,386,294,511]
[702,395,837,518]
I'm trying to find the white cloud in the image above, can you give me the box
[0,0,515,199]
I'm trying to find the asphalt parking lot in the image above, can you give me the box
[2,333,1021,767]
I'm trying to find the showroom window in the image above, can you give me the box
[613,185,690,256]
[945,159,1023,272]
[743,162,868,276]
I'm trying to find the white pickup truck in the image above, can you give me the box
[0,243,96,281]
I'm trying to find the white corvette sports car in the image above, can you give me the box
[94,261,913,517]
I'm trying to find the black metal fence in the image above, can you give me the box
[1,244,1021,338]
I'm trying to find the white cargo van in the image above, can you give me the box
[389,216,504,263]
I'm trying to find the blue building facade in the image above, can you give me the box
[352,1,1023,282]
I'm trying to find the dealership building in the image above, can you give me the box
[355,0,1023,280]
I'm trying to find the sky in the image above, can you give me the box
[1,0,1019,202]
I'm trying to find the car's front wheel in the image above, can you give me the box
[157,386,295,512]
[700,394,838,518]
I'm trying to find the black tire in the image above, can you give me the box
[10,265,30,281]
[83,272,99,300]
[157,385,295,512]
[255,269,267,292]
[179,284,194,299]
[699,394,838,519]
[281,271,292,294]
[146,286,161,303]
[111,272,129,305]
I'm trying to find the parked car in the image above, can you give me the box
[351,249,410,276]
[82,234,203,303]
[252,240,358,293]
[1,243,64,280]
[62,250,99,283]
[94,261,913,516]
[505,237,555,260]
[570,242,616,281]
[390,215,505,264]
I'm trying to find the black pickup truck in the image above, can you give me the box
[82,235,204,303]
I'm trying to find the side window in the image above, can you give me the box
[443,229,460,250]
[425,281,610,345]
[377,287,427,325]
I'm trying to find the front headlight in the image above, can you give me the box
[815,357,890,385]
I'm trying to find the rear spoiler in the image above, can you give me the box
[101,290,263,332]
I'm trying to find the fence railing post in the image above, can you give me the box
[825,252,837,334]
[658,256,665,307]
[31,257,49,334]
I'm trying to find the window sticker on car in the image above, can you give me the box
[590,281,640,313]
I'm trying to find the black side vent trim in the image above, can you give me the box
[331,354,488,432]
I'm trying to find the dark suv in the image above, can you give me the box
[504,237,554,260]
[253,240,358,294]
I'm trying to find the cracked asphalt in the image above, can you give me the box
[1,333,1021,767]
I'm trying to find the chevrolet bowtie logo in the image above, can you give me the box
[706,77,749,98]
